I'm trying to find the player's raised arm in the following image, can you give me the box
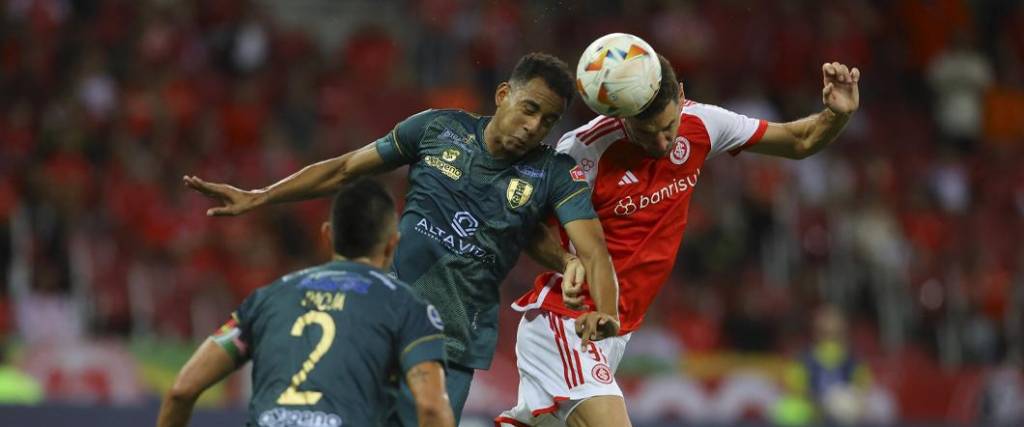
[184,109,434,216]
[157,339,239,427]
[745,61,861,159]
[406,361,455,427]
[183,142,391,216]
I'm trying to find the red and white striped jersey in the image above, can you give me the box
[513,100,768,334]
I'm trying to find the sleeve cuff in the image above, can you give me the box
[728,119,769,156]
[400,334,446,373]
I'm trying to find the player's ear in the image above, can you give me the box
[321,222,333,248]
[383,231,400,264]
[495,82,511,107]
[678,82,685,104]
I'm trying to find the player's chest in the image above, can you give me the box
[591,138,708,217]
[413,140,548,225]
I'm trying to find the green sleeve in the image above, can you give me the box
[374,110,436,167]
[396,293,446,373]
[548,153,597,225]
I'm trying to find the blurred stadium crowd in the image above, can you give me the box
[2,0,1024,423]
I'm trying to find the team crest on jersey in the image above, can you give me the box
[570,165,586,182]
[506,178,534,209]
[670,136,691,165]
[442,148,460,162]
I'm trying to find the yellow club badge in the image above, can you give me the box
[506,178,534,209]
[442,148,460,162]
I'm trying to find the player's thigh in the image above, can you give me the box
[566,395,632,427]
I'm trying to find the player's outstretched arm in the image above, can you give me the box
[183,142,393,216]
[157,339,239,427]
[406,361,455,427]
[747,62,860,160]
[563,218,620,345]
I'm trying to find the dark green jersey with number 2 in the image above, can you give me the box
[374,109,596,369]
[212,260,446,427]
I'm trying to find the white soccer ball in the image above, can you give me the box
[576,33,662,117]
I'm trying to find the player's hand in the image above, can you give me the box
[822,62,860,116]
[183,175,263,216]
[574,311,620,348]
[561,256,586,310]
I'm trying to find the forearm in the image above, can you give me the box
[579,250,619,317]
[789,108,851,158]
[257,156,353,205]
[526,224,573,272]
[156,394,197,427]
[416,403,456,427]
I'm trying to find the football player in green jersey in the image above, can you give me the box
[183,53,620,424]
[159,179,454,427]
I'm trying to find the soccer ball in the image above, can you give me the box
[576,33,662,117]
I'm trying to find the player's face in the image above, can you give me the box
[491,78,566,158]
[623,99,683,158]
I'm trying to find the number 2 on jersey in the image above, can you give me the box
[277,310,335,405]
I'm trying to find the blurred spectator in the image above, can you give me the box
[779,306,873,425]
[927,31,994,149]
[0,340,43,405]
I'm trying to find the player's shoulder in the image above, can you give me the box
[277,261,408,296]
[556,115,626,159]
[416,108,483,127]
[680,99,743,125]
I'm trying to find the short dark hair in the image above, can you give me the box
[509,52,575,107]
[632,54,680,121]
[330,179,396,258]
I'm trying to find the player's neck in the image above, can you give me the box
[482,121,510,159]
[331,254,384,269]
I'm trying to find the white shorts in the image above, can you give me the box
[495,309,630,426]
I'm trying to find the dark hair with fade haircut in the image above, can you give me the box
[509,52,575,107]
[330,178,396,258]
[632,54,680,121]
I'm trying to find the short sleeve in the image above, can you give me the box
[548,153,597,225]
[374,110,435,167]
[397,294,446,373]
[210,289,261,364]
[692,103,768,158]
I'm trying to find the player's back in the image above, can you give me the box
[237,259,445,426]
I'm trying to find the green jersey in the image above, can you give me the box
[212,260,446,427]
[374,109,595,369]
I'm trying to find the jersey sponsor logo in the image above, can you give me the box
[613,169,701,216]
[424,155,462,180]
[580,158,595,172]
[592,363,613,385]
[438,128,469,145]
[617,170,639,186]
[506,178,534,209]
[427,305,444,330]
[514,165,546,178]
[258,408,342,427]
[414,217,495,263]
[670,136,691,165]
[298,271,371,294]
[451,211,478,238]
[570,165,586,182]
[441,148,460,162]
